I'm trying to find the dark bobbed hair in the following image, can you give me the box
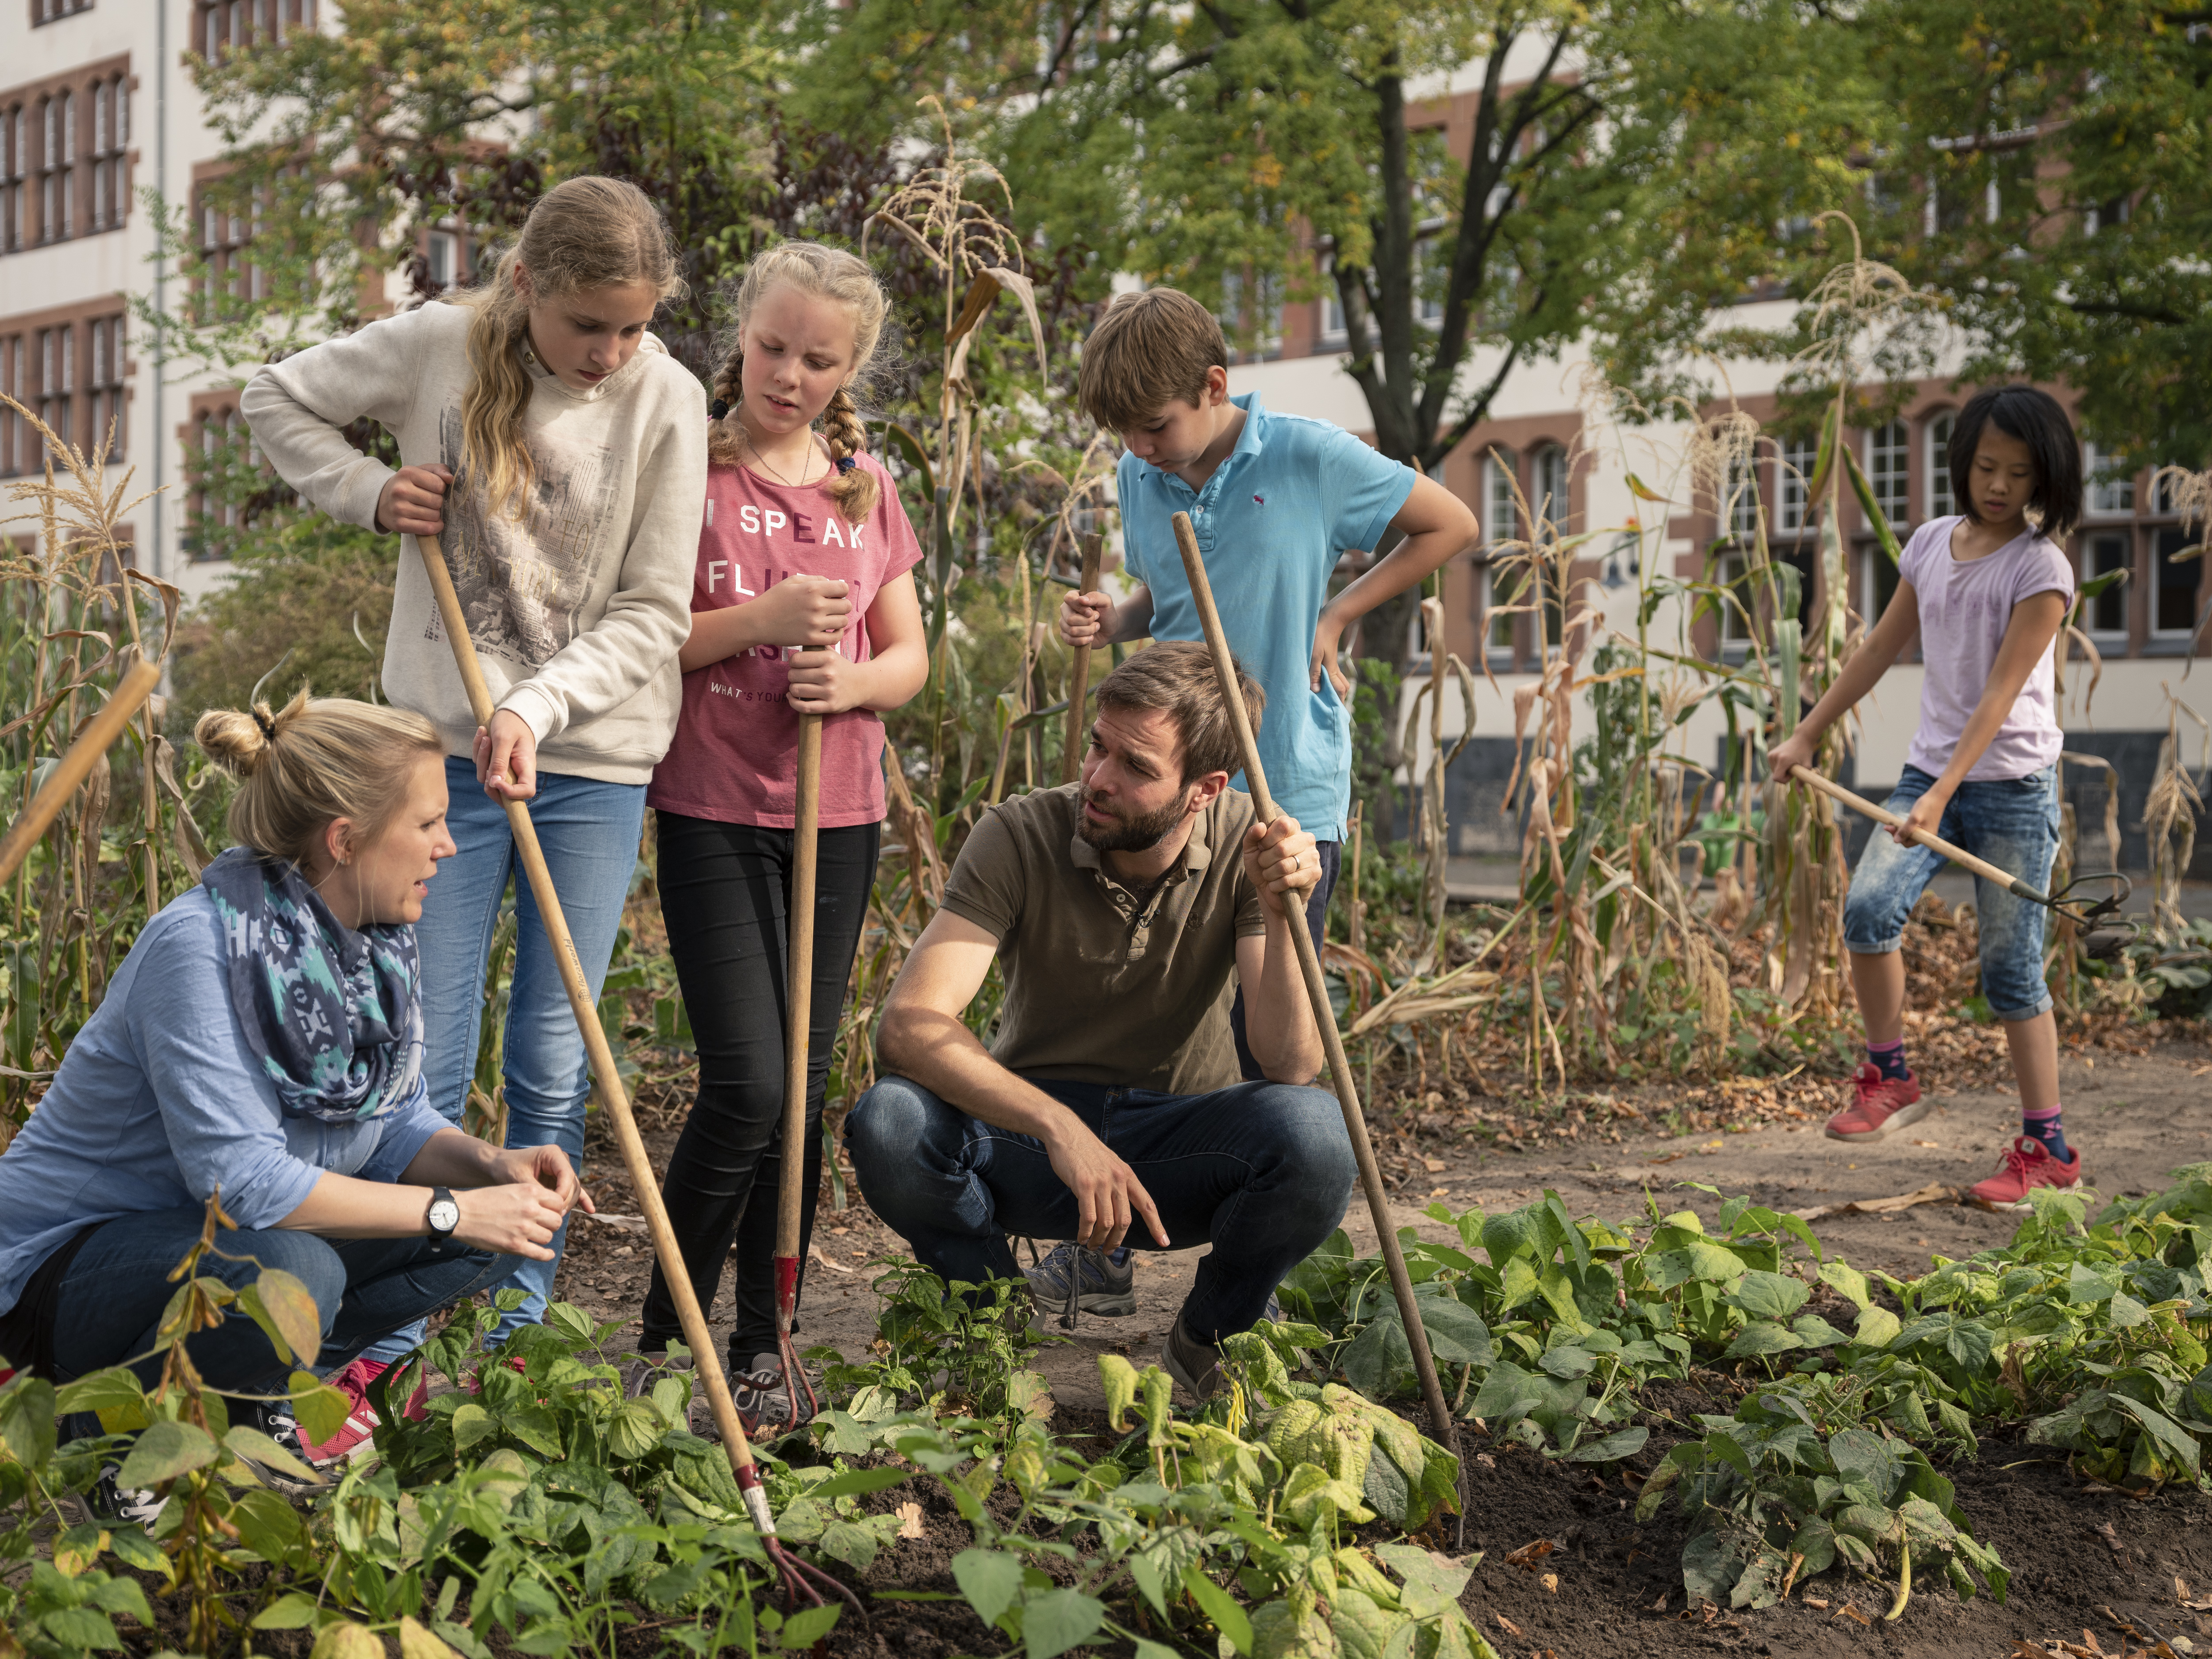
[1095,640,1265,784]
[1947,385,2082,543]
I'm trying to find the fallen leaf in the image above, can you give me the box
[1423,1157,1446,1172]
[1911,1139,1941,1148]
[1540,1571,1559,1594]
[1651,1591,1670,1611]
[1803,1596,1829,1609]
[1505,1539,1557,1570]
[895,1501,924,1540]
[1496,1614,1524,1637]
[1834,1602,1872,1626]
[808,1243,856,1275]
[1793,1181,1959,1223]
[1475,1453,1497,1469]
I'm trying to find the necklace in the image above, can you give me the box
[738,422,822,488]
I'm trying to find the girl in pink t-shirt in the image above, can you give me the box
[640,244,926,1419]
[1770,385,2085,1212]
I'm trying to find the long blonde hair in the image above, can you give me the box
[709,242,892,523]
[453,176,686,520]
[196,691,445,867]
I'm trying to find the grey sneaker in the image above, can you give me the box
[1161,1317,1223,1402]
[89,1463,167,1533]
[1026,1244,1137,1323]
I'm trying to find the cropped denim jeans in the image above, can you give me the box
[360,757,646,1363]
[1842,763,2059,1022]
[845,1075,1357,1342]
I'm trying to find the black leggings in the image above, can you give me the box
[640,811,879,1364]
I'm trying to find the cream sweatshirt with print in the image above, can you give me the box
[240,300,708,786]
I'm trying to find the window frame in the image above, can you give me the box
[1925,412,1956,520]
[1864,419,1909,539]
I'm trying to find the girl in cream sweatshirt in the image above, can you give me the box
[242,176,707,1432]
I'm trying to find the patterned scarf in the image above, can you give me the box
[200,846,425,1125]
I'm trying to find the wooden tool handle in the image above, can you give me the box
[1787,764,2048,902]
[1169,512,1459,1444]
[0,658,163,888]
[779,712,824,1260]
[1061,533,1105,787]
[417,535,767,1480]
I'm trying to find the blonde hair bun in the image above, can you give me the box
[193,691,445,867]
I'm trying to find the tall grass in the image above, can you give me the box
[0,399,199,1143]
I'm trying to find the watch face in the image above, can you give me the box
[429,1199,460,1233]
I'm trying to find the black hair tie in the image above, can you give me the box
[836,456,857,475]
[710,398,730,421]
[252,708,279,742]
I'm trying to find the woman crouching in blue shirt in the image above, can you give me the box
[0,691,593,1490]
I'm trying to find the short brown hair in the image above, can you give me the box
[1078,289,1227,433]
[1095,641,1264,784]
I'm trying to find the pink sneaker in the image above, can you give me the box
[1969,1135,2083,1211]
[299,1358,428,1467]
[1824,1064,1928,1141]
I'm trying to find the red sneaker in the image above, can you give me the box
[1969,1135,2083,1212]
[1824,1063,1928,1142]
[299,1358,428,1467]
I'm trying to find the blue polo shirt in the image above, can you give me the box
[1118,393,1416,843]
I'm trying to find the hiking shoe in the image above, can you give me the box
[1970,1135,2084,1212]
[1027,1244,1137,1322]
[89,1463,167,1533]
[299,1358,428,1468]
[731,1351,816,1435]
[1160,1317,1223,1402]
[1824,1064,1928,1141]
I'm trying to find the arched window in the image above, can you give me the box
[1926,413,1956,519]
[1865,419,1909,533]
[1776,437,1817,534]
[1531,442,1569,541]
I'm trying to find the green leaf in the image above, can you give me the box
[953,1548,1023,1628]
[1022,1588,1106,1659]
[1817,1260,1872,1312]
[2108,1290,2150,1329]
[238,1269,324,1367]
[1723,1323,1804,1359]
[450,1402,497,1452]
[118,1419,219,1489]
[55,1367,149,1432]
[253,1593,323,1630]
[1851,1306,1903,1349]
[1791,1314,1852,1348]
[807,1464,914,1499]
[501,1404,563,1459]
[0,1376,56,1467]
[1372,1544,1475,1617]
[776,1604,841,1650]
[1362,1437,1410,1527]
[1843,446,1901,566]
[1563,1425,1650,1463]
[1724,1271,1810,1322]
[225,1425,320,1483]
[290,1371,351,1447]
[1183,1563,1255,1655]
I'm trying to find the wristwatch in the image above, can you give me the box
[426,1187,460,1250]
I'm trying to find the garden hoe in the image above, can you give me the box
[1061,533,1105,786]
[1787,765,2136,955]
[774,709,826,1430]
[416,535,861,1624]
[1170,513,1464,1479]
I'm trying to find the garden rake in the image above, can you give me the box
[773,708,826,1430]
[416,534,860,1624]
[1788,765,2137,955]
[1170,512,1463,1459]
[1061,533,1105,786]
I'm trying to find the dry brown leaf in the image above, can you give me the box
[895,1501,925,1540]
[1794,1180,1959,1222]
[1803,1596,1829,1609]
[1505,1539,1557,1570]
[1834,1602,1872,1626]
[1496,1614,1524,1637]
[1540,1572,1559,1594]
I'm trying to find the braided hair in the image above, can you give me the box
[708,242,892,524]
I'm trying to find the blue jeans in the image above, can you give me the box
[845,1075,1357,1342]
[51,1206,510,1435]
[1843,763,2059,1022]
[361,758,646,1361]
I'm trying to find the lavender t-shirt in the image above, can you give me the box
[1900,515,2075,782]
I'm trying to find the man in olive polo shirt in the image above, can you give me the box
[845,643,1356,1398]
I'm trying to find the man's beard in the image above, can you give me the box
[1077,790,1187,854]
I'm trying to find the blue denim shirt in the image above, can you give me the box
[0,887,448,1312]
[1117,394,1416,843]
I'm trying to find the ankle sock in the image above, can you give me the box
[2023,1106,2070,1162]
[1865,1038,1910,1082]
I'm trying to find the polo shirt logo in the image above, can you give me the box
[1253,494,1265,506]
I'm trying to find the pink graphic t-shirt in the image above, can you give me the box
[648,452,923,828]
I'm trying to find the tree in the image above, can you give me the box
[1868,0,2212,469]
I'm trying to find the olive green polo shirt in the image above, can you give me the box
[937,782,1267,1094]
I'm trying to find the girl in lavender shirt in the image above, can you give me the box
[1769,386,2085,1211]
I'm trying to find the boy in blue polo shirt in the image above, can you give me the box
[1042,287,1476,1320]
